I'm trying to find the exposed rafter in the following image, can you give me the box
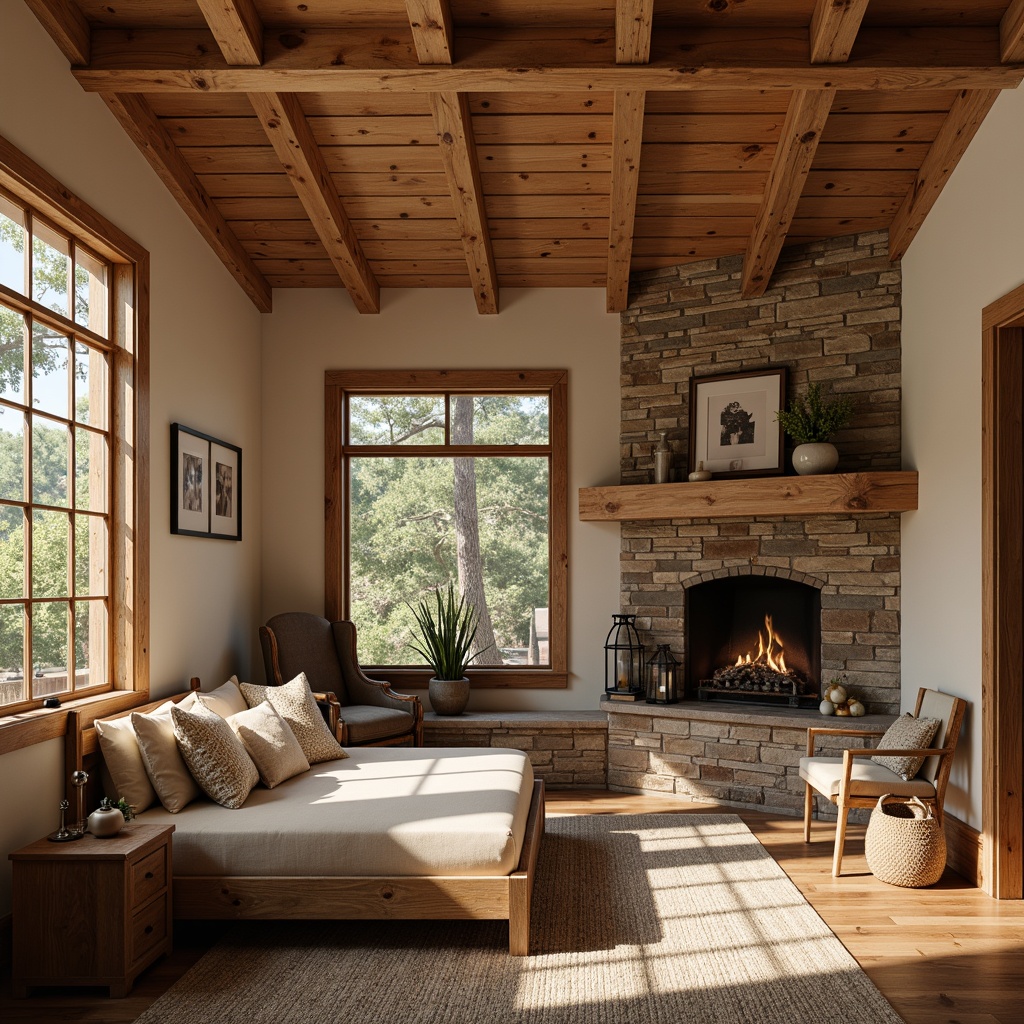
[101,93,271,313]
[1001,0,1024,63]
[23,0,90,64]
[889,89,1002,261]
[615,0,654,65]
[195,0,263,66]
[248,92,379,313]
[809,0,870,63]
[428,92,498,314]
[741,89,836,297]
[607,90,645,313]
[72,28,1024,94]
[405,1,454,64]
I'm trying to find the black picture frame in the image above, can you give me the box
[688,367,788,479]
[170,423,242,540]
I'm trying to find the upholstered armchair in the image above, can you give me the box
[800,686,967,876]
[259,613,423,747]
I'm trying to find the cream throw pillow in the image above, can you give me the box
[171,702,259,809]
[228,700,310,788]
[197,675,248,719]
[133,699,202,813]
[95,713,157,814]
[240,673,347,764]
[871,713,941,781]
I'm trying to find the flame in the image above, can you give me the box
[733,614,788,674]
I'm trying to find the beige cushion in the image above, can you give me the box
[240,673,347,765]
[197,676,248,719]
[870,713,941,781]
[228,700,309,789]
[171,702,259,809]
[95,713,157,814]
[133,701,202,813]
[800,756,937,799]
[134,747,535,878]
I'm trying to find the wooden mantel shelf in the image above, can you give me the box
[578,471,918,522]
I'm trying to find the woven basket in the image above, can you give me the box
[864,794,946,888]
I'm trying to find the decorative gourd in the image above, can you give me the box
[825,683,847,705]
[847,699,866,717]
[818,699,836,716]
[834,704,851,717]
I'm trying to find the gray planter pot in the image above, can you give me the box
[792,442,839,476]
[429,677,470,716]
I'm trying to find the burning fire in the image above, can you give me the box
[734,614,788,674]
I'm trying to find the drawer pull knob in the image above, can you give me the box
[144,925,153,935]
[144,871,154,879]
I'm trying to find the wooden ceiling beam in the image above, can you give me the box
[606,89,645,313]
[101,93,271,312]
[741,89,836,297]
[616,0,654,65]
[809,0,869,64]
[72,27,1024,93]
[1001,0,1024,62]
[428,92,498,314]
[889,89,1001,261]
[195,0,263,66]
[23,0,90,65]
[405,1,454,64]
[248,92,379,313]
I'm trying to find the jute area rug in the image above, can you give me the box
[136,814,902,1024]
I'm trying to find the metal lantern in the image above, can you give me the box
[604,614,645,700]
[646,644,680,705]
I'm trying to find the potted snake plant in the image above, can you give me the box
[407,582,491,715]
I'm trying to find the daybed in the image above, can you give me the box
[67,685,545,955]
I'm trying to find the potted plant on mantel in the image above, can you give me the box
[408,582,491,716]
[775,382,854,476]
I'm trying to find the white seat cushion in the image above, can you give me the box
[799,756,937,799]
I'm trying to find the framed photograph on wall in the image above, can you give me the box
[171,424,242,540]
[209,439,242,540]
[688,368,788,479]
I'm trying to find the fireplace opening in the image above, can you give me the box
[684,576,821,708]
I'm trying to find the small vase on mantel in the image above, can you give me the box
[792,442,839,476]
[653,431,671,484]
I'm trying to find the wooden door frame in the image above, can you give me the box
[981,283,1024,899]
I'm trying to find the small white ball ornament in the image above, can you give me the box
[825,684,847,704]
[819,699,836,716]
[847,699,866,717]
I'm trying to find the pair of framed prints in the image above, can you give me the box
[170,423,242,540]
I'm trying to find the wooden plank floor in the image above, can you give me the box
[1,789,1021,1024]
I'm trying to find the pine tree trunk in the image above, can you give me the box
[451,396,502,665]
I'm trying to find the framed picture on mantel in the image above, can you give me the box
[688,368,787,479]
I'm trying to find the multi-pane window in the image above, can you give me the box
[0,181,129,713]
[325,371,567,688]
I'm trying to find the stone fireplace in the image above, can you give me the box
[605,231,905,810]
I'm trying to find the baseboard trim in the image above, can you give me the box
[945,813,983,888]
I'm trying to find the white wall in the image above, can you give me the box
[901,85,1024,829]
[261,288,621,710]
[0,6,264,915]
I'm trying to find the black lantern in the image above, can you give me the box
[646,644,680,704]
[604,614,644,701]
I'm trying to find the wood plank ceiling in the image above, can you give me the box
[20,0,1024,315]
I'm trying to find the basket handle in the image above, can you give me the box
[875,794,934,819]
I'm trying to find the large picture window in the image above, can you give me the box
[326,370,567,688]
[0,136,147,730]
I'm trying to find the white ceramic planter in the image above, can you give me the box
[429,677,470,716]
[792,442,839,476]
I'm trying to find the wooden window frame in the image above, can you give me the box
[325,369,567,689]
[0,133,149,755]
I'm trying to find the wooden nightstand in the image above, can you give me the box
[9,823,174,998]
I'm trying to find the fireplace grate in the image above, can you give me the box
[696,686,820,710]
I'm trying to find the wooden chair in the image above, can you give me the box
[260,613,423,747]
[800,687,967,876]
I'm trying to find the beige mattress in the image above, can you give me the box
[136,746,535,877]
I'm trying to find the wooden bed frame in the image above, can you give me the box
[66,685,545,956]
